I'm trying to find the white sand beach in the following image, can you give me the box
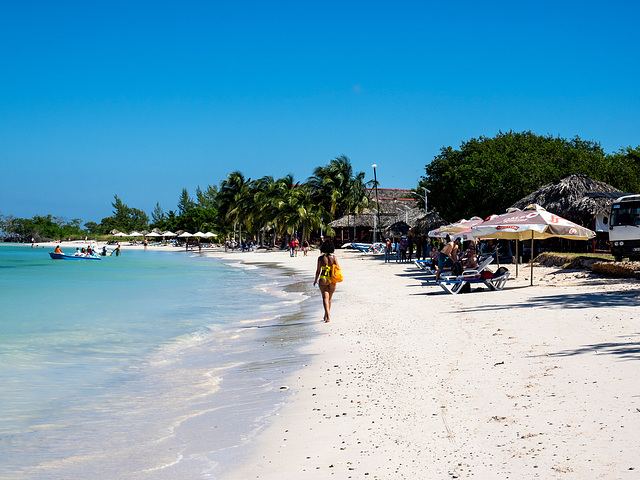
[209,248,640,480]
[38,241,640,478]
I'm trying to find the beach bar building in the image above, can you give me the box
[329,188,421,244]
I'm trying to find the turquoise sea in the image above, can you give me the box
[0,244,317,479]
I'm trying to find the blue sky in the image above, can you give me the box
[2,0,639,224]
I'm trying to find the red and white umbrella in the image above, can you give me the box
[429,216,484,239]
[471,204,595,284]
[439,216,484,234]
[428,227,448,238]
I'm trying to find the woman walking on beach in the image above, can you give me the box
[313,240,339,323]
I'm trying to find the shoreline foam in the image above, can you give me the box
[2,245,324,480]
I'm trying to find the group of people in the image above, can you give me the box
[289,237,310,257]
[223,239,258,252]
[74,246,98,257]
[384,234,440,263]
[435,236,479,281]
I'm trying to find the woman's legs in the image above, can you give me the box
[319,282,336,322]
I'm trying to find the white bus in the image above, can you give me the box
[609,194,640,261]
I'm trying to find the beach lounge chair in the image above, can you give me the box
[352,242,384,253]
[414,259,436,274]
[437,268,510,294]
[439,255,494,281]
[485,269,510,291]
[461,255,494,276]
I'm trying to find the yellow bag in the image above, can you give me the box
[330,264,344,283]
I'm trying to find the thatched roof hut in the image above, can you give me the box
[384,221,410,237]
[329,189,422,243]
[410,211,448,235]
[328,213,375,229]
[511,174,628,230]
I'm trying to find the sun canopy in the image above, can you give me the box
[439,217,484,235]
[471,204,596,285]
[471,204,596,241]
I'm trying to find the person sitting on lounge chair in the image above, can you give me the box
[463,243,478,269]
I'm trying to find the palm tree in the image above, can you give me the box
[308,155,370,221]
[250,176,272,246]
[219,171,250,243]
[274,183,329,244]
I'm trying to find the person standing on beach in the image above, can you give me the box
[313,240,339,323]
[435,235,456,281]
[384,238,392,263]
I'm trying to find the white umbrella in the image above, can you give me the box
[451,227,476,241]
[439,217,484,234]
[145,232,161,237]
[129,231,143,237]
[203,232,217,238]
[428,227,448,238]
[472,204,596,285]
[193,231,206,237]
[163,231,177,237]
[178,232,193,238]
[113,232,129,237]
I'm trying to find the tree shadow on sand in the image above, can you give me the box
[547,337,640,361]
[456,289,640,312]
[456,288,640,361]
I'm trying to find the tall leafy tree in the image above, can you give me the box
[151,202,166,226]
[418,131,609,220]
[100,195,149,232]
[177,188,196,216]
[602,146,640,194]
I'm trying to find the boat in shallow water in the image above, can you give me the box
[49,252,101,260]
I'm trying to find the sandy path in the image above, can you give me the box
[220,250,640,480]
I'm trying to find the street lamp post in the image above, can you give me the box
[415,187,431,215]
[397,205,410,223]
[371,164,381,242]
[370,209,378,244]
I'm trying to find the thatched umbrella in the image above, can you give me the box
[384,221,411,238]
[511,174,626,227]
[410,211,448,236]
